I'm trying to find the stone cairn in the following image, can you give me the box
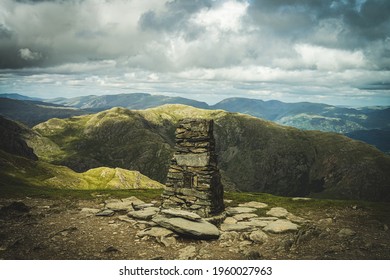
[161,118,224,218]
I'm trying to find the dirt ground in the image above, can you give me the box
[0,196,389,260]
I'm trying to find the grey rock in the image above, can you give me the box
[95,209,115,217]
[160,236,177,247]
[249,230,268,244]
[238,201,268,209]
[121,196,146,206]
[220,223,253,232]
[226,207,257,215]
[233,213,258,221]
[174,153,209,167]
[153,215,220,239]
[104,199,134,212]
[127,207,159,220]
[134,203,155,210]
[136,227,175,238]
[263,219,299,233]
[219,231,240,241]
[246,218,271,228]
[286,213,307,224]
[223,217,237,224]
[266,207,289,218]
[117,215,137,224]
[161,208,202,221]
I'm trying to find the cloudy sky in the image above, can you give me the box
[0,0,389,106]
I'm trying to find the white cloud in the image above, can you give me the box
[294,44,367,71]
[191,0,249,32]
[18,48,42,61]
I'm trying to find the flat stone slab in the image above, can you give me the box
[263,219,299,233]
[152,215,220,239]
[238,201,268,209]
[226,207,257,215]
[286,213,307,224]
[104,199,134,211]
[134,203,155,210]
[246,218,271,228]
[121,196,146,206]
[220,223,253,232]
[233,213,258,221]
[95,209,115,217]
[161,209,202,221]
[127,207,159,220]
[255,217,278,221]
[266,207,289,218]
[136,227,175,238]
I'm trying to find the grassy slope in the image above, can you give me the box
[31,105,390,202]
[0,150,164,191]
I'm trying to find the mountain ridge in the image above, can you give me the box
[30,104,390,201]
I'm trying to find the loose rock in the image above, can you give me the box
[238,201,268,209]
[152,215,220,239]
[127,207,159,220]
[233,213,258,221]
[161,209,202,221]
[266,207,289,218]
[263,219,299,233]
[220,223,253,232]
[249,230,268,244]
[95,209,115,217]
[226,207,257,215]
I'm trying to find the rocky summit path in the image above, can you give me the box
[0,196,389,260]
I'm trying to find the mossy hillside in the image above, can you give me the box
[0,150,164,190]
[32,104,390,201]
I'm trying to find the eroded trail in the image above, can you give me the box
[0,196,389,260]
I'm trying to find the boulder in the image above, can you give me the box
[263,219,299,233]
[152,215,220,239]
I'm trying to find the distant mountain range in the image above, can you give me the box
[1,92,389,153]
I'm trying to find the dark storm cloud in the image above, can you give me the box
[139,0,213,39]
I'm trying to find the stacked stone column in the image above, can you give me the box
[161,118,224,218]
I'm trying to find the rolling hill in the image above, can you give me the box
[0,116,164,190]
[2,93,389,153]
[30,105,390,201]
